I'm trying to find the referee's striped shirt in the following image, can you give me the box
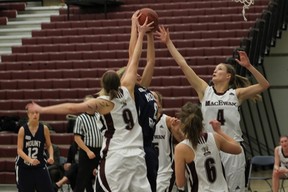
[73,112,103,148]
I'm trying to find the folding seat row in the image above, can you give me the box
[42,17,133,30]
[48,120,69,133]
[0,172,15,184]
[152,75,211,87]
[0,61,60,70]
[0,2,26,11]
[165,21,255,33]
[162,96,199,108]
[0,133,17,145]
[26,30,243,47]
[150,86,198,97]
[50,133,74,145]
[0,145,17,158]
[203,5,266,15]
[120,1,231,13]
[164,29,247,41]
[160,10,260,22]
[158,47,233,58]
[1,87,99,100]
[151,76,190,87]
[0,59,124,71]
[0,10,17,19]
[31,28,84,37]
[50,11,107,22]
[151,66,214,77]
[2,50,128,62]
[170,37,241,48]
[12,42,129,54]
[32,20,254,39]
[0,78,101,90]
[0,157,15,172]
[155,56,226,67]
[0,16,7,25]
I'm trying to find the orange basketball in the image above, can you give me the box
[138,8,159,32]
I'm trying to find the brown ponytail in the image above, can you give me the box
[177,102,203,149]
[101,70,121,100]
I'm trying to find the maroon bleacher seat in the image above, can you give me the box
[0,0,271,185]
[50,133,74,145]
[0,17,7,25]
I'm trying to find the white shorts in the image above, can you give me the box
[220,145,246,192]
[157,172,177,192]
[98,148,151,192]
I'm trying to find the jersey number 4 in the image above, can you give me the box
[217,109,226,125]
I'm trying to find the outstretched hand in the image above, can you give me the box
[26,101,42,113]
[235,51,252,68]
[138,17,154,34]
[209,120,222,133]
[131,10,141,26]
[155,25,170,44]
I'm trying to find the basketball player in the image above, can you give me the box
[26,18,153,192]
[118,10,159,192]
[152,91,184,192]
[272,135,288,191]
[156,25,270,192]
[175,102,242,191]
[15,108,54,192]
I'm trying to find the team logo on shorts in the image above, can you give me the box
[201,145,211,156]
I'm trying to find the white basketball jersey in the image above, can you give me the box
[153,114,175,191]
[98,86,143,154]
[182,133,228,192]
[278,146,288,168]
[201,86,242,142]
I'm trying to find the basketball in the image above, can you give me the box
[138,8,159,32]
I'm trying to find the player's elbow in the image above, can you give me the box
[233,144,242,155]
[263,81,270,90]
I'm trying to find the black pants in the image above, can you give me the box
[144,145,158,192]
[65,163,78,190]
[74,147,101,192]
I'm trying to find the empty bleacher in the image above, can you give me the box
[1,0,287,184]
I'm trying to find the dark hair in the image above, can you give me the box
[177,102,203,149]
[101,70,120,100]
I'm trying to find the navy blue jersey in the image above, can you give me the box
[16,123,46,168]
[134,84,158,146]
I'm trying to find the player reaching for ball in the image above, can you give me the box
[27,19,154,192]
[137,8,159,32]
[156,25,270,192]
[118,9,159,192]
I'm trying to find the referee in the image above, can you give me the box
[73,95,103,192]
